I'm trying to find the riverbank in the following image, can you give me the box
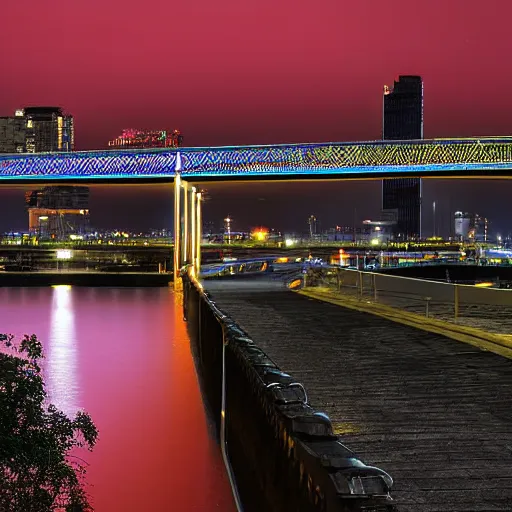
[0,271,172,287]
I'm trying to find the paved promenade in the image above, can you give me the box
[205,276,512,512]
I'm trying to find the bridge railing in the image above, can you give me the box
[304,267,512,335]
[183,268,395,512]
[200,259,271,278]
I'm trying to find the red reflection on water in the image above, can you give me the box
[0,287,235,511]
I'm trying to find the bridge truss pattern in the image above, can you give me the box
[1,138,512,181]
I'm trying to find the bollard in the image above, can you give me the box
[454,284,460,319]
[424,296,431,318]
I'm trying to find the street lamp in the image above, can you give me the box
[196,192,202,274]
[432,201,436,238]
[173,173,181,285]
[182,181,188,265]
[224,216,232,244]
[191,187,197,266]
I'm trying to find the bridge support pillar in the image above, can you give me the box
[173,173,182,289]
[195,191,202,273]
[182,180,189,265]
[174,174,202,289]
[190,186,197,272]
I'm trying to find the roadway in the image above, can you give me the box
[204,274,512,511]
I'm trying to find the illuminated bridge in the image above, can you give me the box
[2,137,512,182]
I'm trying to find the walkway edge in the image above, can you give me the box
[297,288,512,360]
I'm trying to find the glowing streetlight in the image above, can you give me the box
[224,216,232,244]
[195,192,202,274]
[182,181,188,264]
[173,173,182,286]
[191,187,197,266]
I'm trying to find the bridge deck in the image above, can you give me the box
[204,277,512,511]
[3,138,512,181]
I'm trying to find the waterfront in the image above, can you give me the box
[0,286,235,511]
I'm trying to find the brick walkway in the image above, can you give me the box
[205,277,512,512]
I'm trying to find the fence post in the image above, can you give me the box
[373,273,377,302]
[359,271,363,299]
[336,269,340,291]
[454,284,459,320]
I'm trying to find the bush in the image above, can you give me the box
[0,334,98,511]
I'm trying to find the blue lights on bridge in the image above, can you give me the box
[1,138,512,181]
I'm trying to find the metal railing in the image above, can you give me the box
[304,267,512,335]
[183,269,244,511]
[183,268,395,512]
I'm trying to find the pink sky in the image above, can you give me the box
[1,0,512,149]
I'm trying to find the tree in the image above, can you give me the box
[0,333,98,511]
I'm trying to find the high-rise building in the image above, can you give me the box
[0,107,74,153]
[108,129,183,149]
[454,211,488,242]
[0,117,26,153]
[382,75,423,239]
[15,107,74,153]
[0,107,82,235]
[25,187,90,240]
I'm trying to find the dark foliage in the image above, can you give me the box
[0,334,98,511]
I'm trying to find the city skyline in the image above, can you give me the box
[1,1,512,235]
[0,179,510,239]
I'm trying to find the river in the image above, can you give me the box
[0,286,235,511]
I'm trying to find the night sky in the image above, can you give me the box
[1,0,512,236]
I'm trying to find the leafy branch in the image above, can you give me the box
[0,334,98,512]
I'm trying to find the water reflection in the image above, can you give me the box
[47,285,79,418]
[0,286,235,511]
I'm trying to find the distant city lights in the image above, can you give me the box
[251,228,269,242]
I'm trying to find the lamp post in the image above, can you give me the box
[224,216,232,244]
[432,201,436,238]
[173,173,181,286]
[196,192,202,275]
[191,187,197,269]
[182,180,188,265]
